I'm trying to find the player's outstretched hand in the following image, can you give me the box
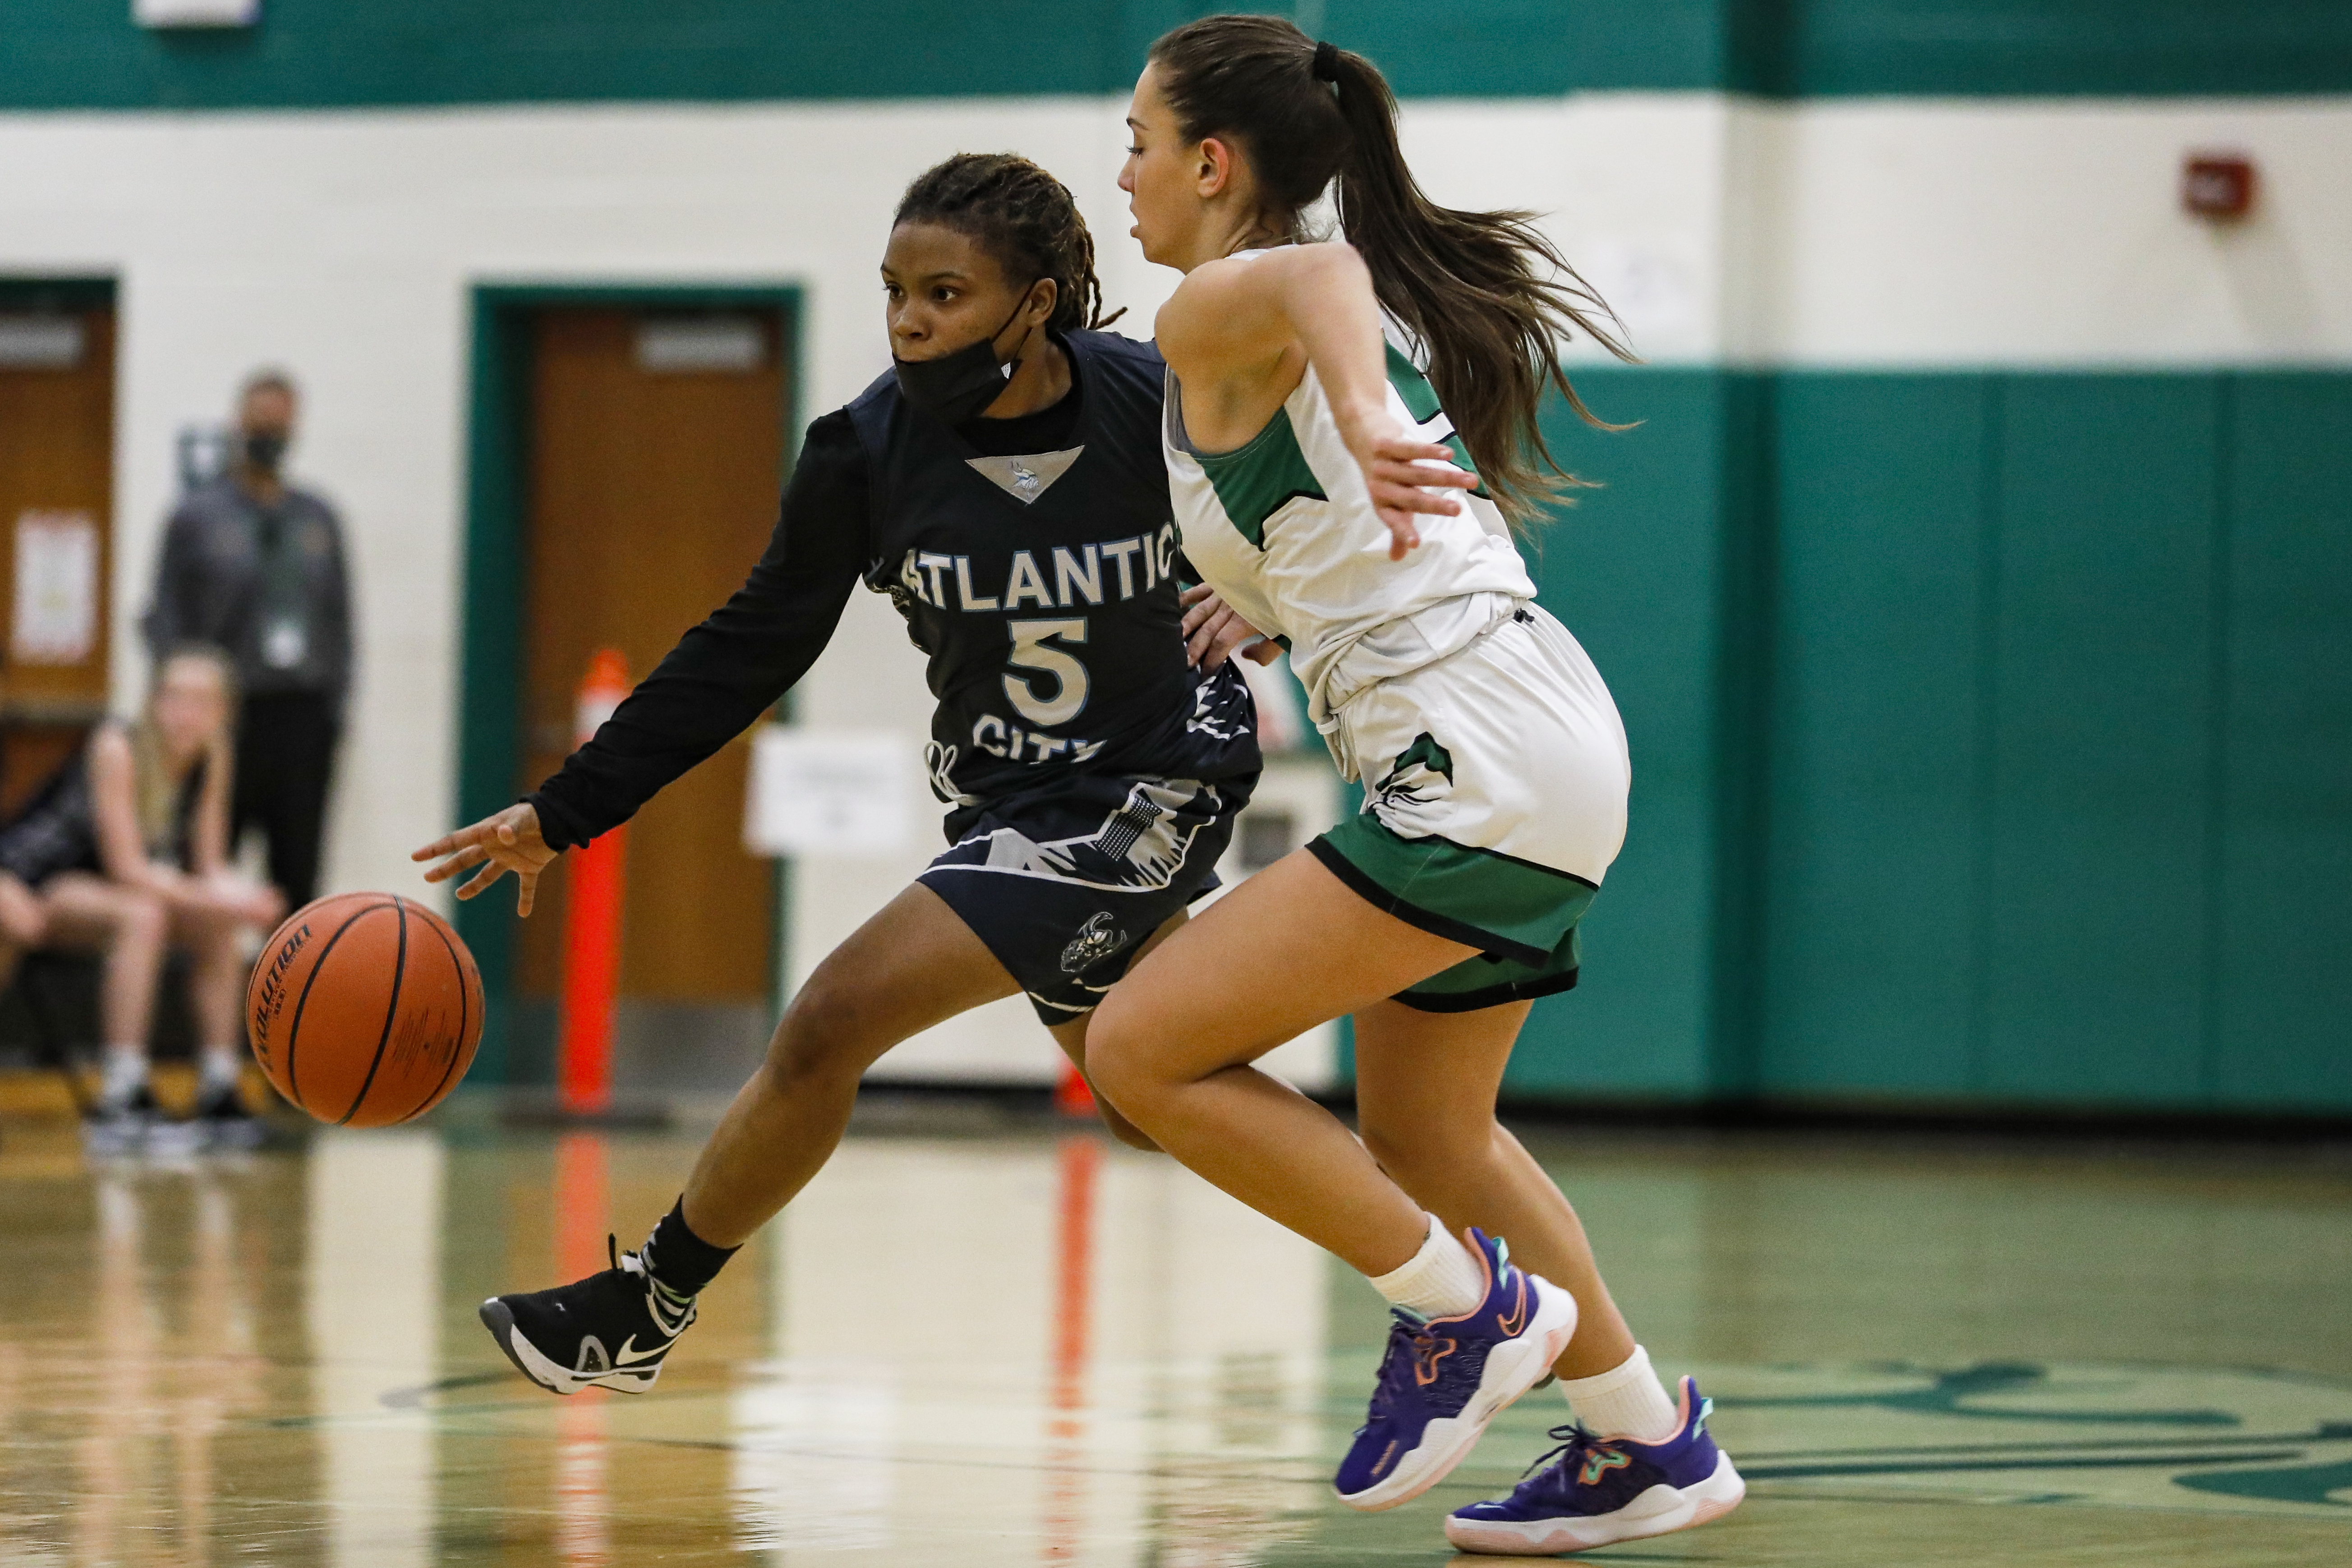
[413,803,556,915]
[1352,432,1477,561]
[1179,584,1283,671]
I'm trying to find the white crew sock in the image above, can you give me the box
[200,1048,244,1095]
[1367,1213,1487,1319]
[100,1046,149,1108]
[1560,1344,1680,1443]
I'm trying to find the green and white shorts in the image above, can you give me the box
[1307,602,1630,1012]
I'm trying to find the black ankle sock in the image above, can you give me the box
[641,1199,738,1296]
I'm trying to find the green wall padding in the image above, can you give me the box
[1505,367,2352,1115]
[9,0,2352,110]
[1759,373,1993,1098]
[1980,376,2220,1105]
[2215,377,2352,1112]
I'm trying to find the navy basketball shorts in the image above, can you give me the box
[918,770,1253,1025]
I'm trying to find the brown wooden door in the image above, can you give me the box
[516,308,786,1006]
[0,301,114,812]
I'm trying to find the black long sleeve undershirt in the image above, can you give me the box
[525,411,868,851]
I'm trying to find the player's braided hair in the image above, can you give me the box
[894,153,1124,334]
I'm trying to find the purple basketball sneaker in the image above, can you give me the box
[1332,1228,1578,1512]
[1444,1376,1745,1554]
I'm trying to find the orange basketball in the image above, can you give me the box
[247,892,485,1127]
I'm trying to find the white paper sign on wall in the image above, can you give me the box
[135,0,260,26]
[134,0,261,25]
[635,317,766,374]
[0,317,84,369]
[12,511,99,666]
[745,728,912,858]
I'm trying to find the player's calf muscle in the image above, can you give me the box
[1360,1122,1499,1198]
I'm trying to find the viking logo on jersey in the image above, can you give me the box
[969,778,1220,892]
[1374,732,1455,809]
[1059,912,1128,974]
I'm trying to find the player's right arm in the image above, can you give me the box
[414,412,870,914]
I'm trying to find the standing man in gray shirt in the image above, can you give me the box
[143,369,352,909]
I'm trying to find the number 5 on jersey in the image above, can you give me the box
[1003,618,1089,727]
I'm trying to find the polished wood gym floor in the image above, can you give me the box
[2,1085,2348,1565]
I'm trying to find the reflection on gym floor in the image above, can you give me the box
[2,1112,2350,1566]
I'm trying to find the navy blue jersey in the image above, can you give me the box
[849,329,1257,809]
[528,330,1257,852]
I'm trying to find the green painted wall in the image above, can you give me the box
[1518,367,2352,1115]
[1979,376,2219,1105]
[7,0,2350,110]
[1757,373,1989,1100]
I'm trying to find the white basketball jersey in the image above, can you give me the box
[1163,325,1535,727]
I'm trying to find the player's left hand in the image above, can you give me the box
[1180,584,1282,671]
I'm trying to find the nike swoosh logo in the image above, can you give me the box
[612,1336,668,1366]
[1496,1277,1529,1338]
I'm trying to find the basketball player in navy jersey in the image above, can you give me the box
[414,155,1273,1394]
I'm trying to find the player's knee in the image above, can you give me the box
[1095,1101,1163,1153]
[1077,1000,1152,1108]
[765,973,886,1086]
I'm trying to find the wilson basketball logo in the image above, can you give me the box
[248,919,312,1072]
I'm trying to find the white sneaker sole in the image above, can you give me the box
[479,1299,664,1396]
[1338,1274,1581,1513]
[1442,1448,1746,1554]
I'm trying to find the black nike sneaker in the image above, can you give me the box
[479,1237,698,1395]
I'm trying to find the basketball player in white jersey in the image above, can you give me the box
[1082,15,1746,1554]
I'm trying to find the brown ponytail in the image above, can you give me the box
[1148,15,1634,527]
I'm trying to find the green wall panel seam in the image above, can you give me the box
[1965,373,2002,1096]
[1706,370,1775,1099]
[2197,374,2233,1104]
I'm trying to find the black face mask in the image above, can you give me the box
[892,286,1038,426]
[244,429,289,474]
